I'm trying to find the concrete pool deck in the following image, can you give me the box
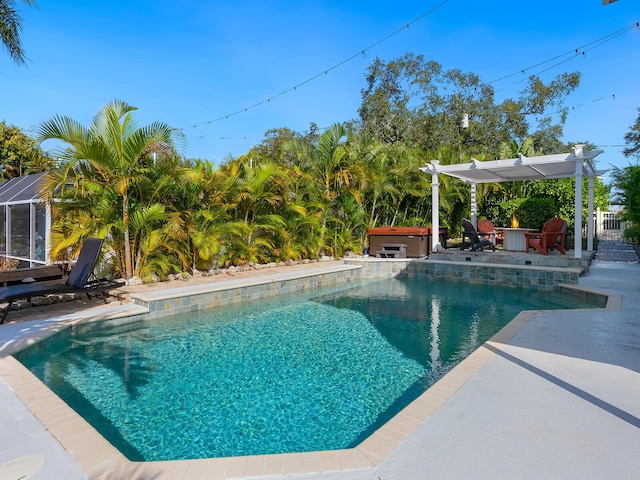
[0,242,638,479]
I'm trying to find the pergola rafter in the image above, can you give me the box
[420,145,606,259]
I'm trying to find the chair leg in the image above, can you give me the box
[87,291,110,304]
[553,244,566,254]
[0,301,13,325]
[528,240,547,255]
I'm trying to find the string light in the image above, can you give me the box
[488,22,638,86]
[183,17,637,146]
[556,93,617,116]
[184,1,450,130]
[200,93,619,146]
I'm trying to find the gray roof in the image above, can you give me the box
[0,172,48,205]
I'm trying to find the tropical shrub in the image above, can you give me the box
[514,198,558,231]
[624,223,640,244]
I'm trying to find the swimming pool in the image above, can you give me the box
[19,276,593,461]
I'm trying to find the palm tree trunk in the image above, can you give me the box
[370,197,377,227]
[318,215,327,257]
[123,194,133,279]
[391,207,398,227]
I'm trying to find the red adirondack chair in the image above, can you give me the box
[477,219,503,246]
[524,217,567,255]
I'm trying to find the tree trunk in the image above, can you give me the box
[123,194,133,279]
[370,197,377,227]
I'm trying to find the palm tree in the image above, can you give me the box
[0,0,36,65]
[37,99,184,279]
[611,164,640,225]
[277,164,326,259]
[159,160,246,273]
[218,157,291,265]
[389,149,430,226]
[284,123,365,256]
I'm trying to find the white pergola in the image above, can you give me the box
[420,145,606,259]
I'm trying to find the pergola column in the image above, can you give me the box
[574,159,583,259]
[470,182,477,228]
[431,170,440,252]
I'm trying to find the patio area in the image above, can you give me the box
[0,242,638,479]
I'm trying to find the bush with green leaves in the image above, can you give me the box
[495,197,557,230]
[624,223,640,244]
[514,198,558,230]
[496,199,524,227]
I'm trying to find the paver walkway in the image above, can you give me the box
[594,239,639,262]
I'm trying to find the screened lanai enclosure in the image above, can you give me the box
[0,173,51,268]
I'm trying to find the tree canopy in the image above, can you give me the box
[610,108,640,242]
[0,119,50,178]
[623,107,640,160]
[357,53,580,157]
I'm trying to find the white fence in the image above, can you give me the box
[596,210,626,242]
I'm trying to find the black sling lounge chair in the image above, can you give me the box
[460,218,495,252]
[0,238,122,324]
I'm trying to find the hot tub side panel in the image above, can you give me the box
[368,230,429,258]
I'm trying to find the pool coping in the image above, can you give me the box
[125,264,363,303]
[0,265,618,479]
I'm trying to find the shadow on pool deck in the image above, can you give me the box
[1,248,639,479]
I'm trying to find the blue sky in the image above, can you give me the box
[1,0,638,179]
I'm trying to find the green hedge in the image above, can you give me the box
[624,224,640,244]
[497,197,558,230]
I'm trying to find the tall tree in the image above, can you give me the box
[609,109,640,227]
[0,119,49,178]
[251,124,319,167]
[358,53,580,158]
[623,107,640,160]
[37,99,184,279]
[0,0,36,65]
[611,164,640,227]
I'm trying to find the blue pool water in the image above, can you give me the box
[19,277,593,461]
